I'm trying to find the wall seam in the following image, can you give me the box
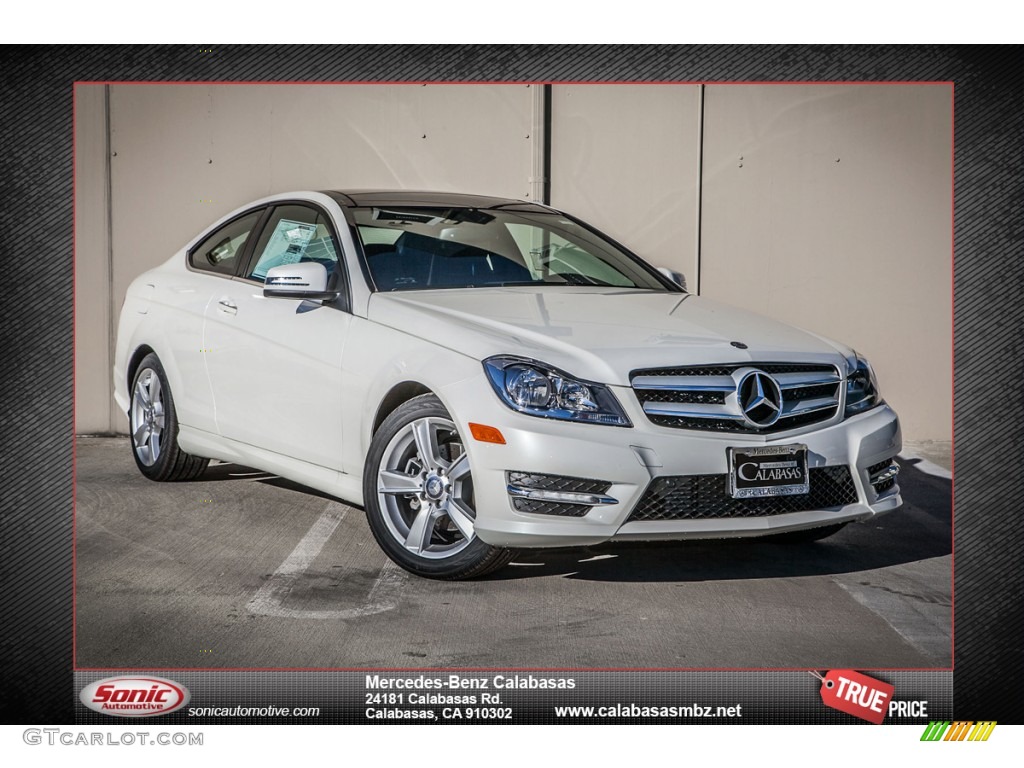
[695,83,705,296]
[104,85,116,433]
[530,83,551,205]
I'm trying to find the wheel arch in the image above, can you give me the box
[126,344,157,395]
[372,381,435,436]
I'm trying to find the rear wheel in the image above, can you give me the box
[129,353,209,481]
[363,394,514,579]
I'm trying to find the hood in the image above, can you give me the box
[368,287,852,385]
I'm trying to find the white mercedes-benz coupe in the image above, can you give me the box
[114,190,902,579]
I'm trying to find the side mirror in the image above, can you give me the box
[657,267,687,292]
[263,262,339,301]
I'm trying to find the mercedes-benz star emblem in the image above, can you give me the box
[739,371,783,427]
[425,476,444,499]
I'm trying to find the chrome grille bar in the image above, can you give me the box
[781,396,838,417]
[775,371,841,389]
[642,402,745,420]
[630,375,735,392]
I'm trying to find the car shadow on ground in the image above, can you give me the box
[195,458,950,584]
[199,461,339,502]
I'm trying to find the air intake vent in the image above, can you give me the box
[627,466,857,522]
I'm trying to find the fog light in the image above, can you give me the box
[506,486,618,506]
[869,461,900,485]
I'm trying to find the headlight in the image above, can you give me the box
[844,353,883,417]
[483,356,631,427]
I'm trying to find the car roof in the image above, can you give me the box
[322,190,551,212]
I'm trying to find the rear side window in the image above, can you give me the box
[188,210,263,276]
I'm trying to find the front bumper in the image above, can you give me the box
[440,377,902,549]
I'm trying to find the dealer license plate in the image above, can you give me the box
[728,445,809,499]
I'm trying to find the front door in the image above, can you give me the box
[203,203,350,470]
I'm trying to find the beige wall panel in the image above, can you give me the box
[700,85,952,440]
[550,85,701,283]
[88,84,533,432]
[108,83,533,304]
[74,85,114,433]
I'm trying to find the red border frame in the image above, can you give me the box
[72,79,956,674]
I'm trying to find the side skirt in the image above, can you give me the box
[177,425,364,507]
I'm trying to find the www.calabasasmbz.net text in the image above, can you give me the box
[555,703,743,719]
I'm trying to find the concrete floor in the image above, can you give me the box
[75,437,952,669]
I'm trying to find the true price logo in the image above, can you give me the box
[79,676,190,718]
[816,670,894,724]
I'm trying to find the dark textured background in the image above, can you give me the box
[0,44,1020,724]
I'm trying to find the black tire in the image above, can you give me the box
[128,353,209,482]
[767,522,848,543]
[363,394,514,580]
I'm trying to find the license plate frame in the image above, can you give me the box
[728,444,809,499]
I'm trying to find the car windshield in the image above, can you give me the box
[353,206,675,292]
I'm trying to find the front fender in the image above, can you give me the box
[341,317,482,477]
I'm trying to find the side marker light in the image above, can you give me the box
[469,423,506,444]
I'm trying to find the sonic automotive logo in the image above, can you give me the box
[920,721,997,742]
[80,676,190,717]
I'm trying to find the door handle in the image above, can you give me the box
[217,298,238,315]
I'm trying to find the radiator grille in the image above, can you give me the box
[631,362,842,434]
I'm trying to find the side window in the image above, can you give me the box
[245,205,340,282]
[189,210,263,276]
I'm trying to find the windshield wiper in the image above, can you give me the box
[554,273,615,287]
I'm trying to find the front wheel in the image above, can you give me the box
[363,394,514,579]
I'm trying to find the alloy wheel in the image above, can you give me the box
[376,416,476,560]
[130,367,165,466]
